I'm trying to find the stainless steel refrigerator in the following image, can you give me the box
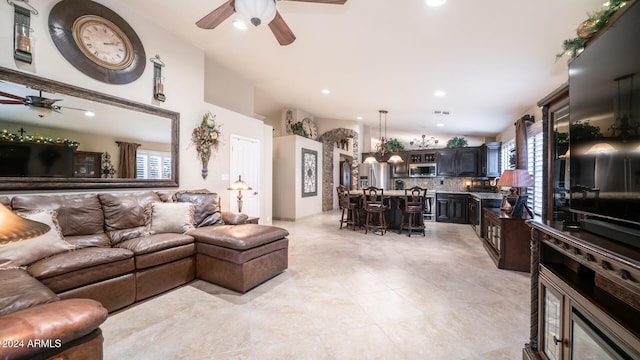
[358,162,392,190]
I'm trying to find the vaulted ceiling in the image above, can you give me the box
[124,0,604,139]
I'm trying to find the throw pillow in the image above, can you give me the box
[148,202,195,234]
[0,210,75,269]
[174,192,224,227]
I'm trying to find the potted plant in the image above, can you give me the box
[290,122,308,138]
[446,136,468,148]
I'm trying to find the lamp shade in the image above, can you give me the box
[388,154,404,163]
[0,204,50,245]
[228,176,252,191]
[363,155,378,164]
[234,0,277,27]
[585,143,617,155]
[497,169,534,187]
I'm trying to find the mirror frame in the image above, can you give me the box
[0,66,179,190]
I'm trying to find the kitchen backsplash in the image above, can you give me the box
[398,177,472,192]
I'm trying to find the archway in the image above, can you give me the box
[317,128,359,211]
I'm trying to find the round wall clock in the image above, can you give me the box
[49,0,145,84]
[302,118,318,140]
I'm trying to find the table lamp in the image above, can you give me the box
[496,169,534,217]
[227,175,252,213]
[0,204,50,245]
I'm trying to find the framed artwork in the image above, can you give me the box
[302,148,317,197]
[511,194,531,218]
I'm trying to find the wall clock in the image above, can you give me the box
[302,118,318,140]
[48,0,145,84]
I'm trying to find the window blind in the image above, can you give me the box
[136,150,172,180]
[527,121,544,217]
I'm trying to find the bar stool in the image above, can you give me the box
[399,186,427,236]
[362,187,389,235]
[336,185,360,230]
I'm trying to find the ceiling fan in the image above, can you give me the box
[196,0,347,46]
[0,89,86,117]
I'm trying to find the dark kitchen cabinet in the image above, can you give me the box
[391,151,408,177]
[436,193,468,223]
[479,142,501,178]
[436,147,479,177]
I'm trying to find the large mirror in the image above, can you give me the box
[0,66,179,190]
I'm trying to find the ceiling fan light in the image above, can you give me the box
[28,106,52,117]
[235,0,277,27]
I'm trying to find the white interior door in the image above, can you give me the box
[230,135,260,217]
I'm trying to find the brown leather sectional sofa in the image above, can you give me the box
[0,190,289,360]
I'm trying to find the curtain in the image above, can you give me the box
[515,115,533,169]
[117,142,140,179]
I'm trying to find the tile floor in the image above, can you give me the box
[102,211,531,359]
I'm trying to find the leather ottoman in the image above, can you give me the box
[190,224,289,293]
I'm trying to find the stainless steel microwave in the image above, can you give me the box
[408,163,437,177]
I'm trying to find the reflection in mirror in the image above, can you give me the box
[0,66,179,190]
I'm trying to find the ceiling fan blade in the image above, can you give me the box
[282,0,347,4]
[196,0,236,29]
[0,90,26,102]
[0,100,24,104]
[269,11,296,46]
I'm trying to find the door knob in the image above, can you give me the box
[253,191,258,195]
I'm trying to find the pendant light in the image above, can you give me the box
[234,0,277,27]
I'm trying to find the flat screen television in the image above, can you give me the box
[568,2,640,234]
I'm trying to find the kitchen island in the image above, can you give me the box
[349,189,502,232]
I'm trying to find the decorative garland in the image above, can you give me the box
[0,128,80,148]
[557,0,628,59]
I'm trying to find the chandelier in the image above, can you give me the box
[410,134,439,149]
[374,110,389,156]
[610,74,638,140]
[364,110,404,163]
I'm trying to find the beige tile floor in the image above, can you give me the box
[102,211,531,359]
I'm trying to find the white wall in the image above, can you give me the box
[497,104,544,143]
[0,0,272,221]
[204,58,254,117]
[273,135,323,220]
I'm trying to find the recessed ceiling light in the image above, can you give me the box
[84,111,95,117]
[426,0,447,7]
[321,89,330,95]
[436,123,444,127]
[434,90,446,97]
[356,116,363,120]
[233,20,247,30]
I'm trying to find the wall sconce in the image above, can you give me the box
[150,54,166,102]
[9,0,38,64]
[227,175,252,213]
[0,204,49,245]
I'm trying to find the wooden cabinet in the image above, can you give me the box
[524,222,640,360]
[482,208,530,272]
[436,147,479,177]
[435,149,456,176]
[391,151,409,177]
[72,151,102,178]
[436,193,468,223]
[479,142,501,178]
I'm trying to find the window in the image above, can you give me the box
[136,150,171,179]
[501,139,515,172]
[527,121,544,217]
